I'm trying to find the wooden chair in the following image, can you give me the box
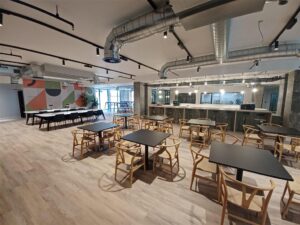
[157,119,174,134]
[190,125,210,146]
[144,120,158,131]
[242,125,264,148]
[219,167,275,225]
[274,135,300,162]
[281,177,300,218]
[127,115,140,130]
[190,143,218,192]
[113,115,125,127]
[114,142,145,187]
[153,137,181,181]
[212,133,241,145]
[102,127,119,149]
[71,129,96,159]
[211,123,228,142]
[260,123,282,145]
[179,119,190,138]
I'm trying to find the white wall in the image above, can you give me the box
[0,84,21,122]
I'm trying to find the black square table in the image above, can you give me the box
[78,122,118,149]
[114,113,134,129]
[209,141,293,182]
[187,119,216,127]
[121,129,170,170]
[257,124,300,137]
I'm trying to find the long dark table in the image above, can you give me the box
[36,109,105,131]
[78,122,118,150]
[121,129,170,170]
[257,124,300,137]
[209,141,293,181]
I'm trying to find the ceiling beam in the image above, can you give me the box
[8,0,74,30]
[0,59,29,65]
[269,6,300,47]
[0,8,159,73]
[0,43,136,77]
[169,26,193,58]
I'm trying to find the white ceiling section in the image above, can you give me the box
[0,0,299,84]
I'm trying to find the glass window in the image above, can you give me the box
[110,89,118,102]
[201,92,243,105]
[100,90,108,110]
[151,89,170,105]
[200,93,212,104]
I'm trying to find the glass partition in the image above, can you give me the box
[201,92,244,105]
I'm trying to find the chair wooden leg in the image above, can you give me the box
[220,202,227,225]
[72,144,75,157]
[282,192,294,218]
[130,170,133,188]
[169,160,173,181]
[190,166,196,190]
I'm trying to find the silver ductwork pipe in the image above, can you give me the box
[103,5,179,63]
[159,44,300,78]
[211,19,231,64]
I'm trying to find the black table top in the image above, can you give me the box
[143,115,169,121]
[257,124,300,137]
[122,129,170,147]
[188,119,216,126]
[78,122,118,133]
[209,141,293,181]
[114,113,134,117]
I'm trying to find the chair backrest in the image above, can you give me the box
[219,167,275,213]
[115,142,142,165]
[242,124,259,136]
[189,142,208,164]
[212,133,241,145]
[71,129,85,145]
[190,125,209,145]
[158,137,181,158]
[179,119,187,126]
[113,126,123,141]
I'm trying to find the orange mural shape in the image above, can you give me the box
[23,79,45,88]
[75,95,85,107]
[27,90,47,110]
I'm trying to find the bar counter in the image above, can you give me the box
[148,104,272,132]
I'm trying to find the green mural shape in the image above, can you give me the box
[45,80,61,89]
[63,91,75,107]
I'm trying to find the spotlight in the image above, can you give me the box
[163,31,168,39]
[274,40,279,51]
[0,13,3,27]
[188,92,192,96]
[250,82,255,86]
[194,89,198,93]
[138,64,141,69]
[203,91,207,95]
[240,90,245,94]
[242,79,245,84]
[96,48,100,56]
[252,88,258,93]
[204,81,207,86]
[186,55,190,62]
[189,82,192,87]
[220,89,225,94]
[175,90,179,95]
[62,59,65,65]
[176,83,179,87]
[159,95,162,99]
[106,69,109,74]
[223,80,226,85]
[158,90,162,94]
[196,66,200,72]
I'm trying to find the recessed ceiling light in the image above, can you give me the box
[163,31,167,39]
[252,88,258,93]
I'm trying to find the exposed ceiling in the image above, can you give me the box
[0,0,299,84]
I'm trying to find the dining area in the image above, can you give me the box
[68,112,300,225]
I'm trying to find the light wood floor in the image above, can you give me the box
[0,118,299,225]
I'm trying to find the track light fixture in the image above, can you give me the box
[62,59,65,65]
[188,91,192,96]
[163,31,168,39]
[196,66,200,72]
[138,64,141,69]
[106,69,109,74]
[96,48,100,56]
[186,55,191,62]
[0,13,3,26]
[204,81,207,86]
[279,0,288,5]
[274,40,279,51]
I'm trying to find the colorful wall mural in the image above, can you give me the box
[23,79,95,111]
